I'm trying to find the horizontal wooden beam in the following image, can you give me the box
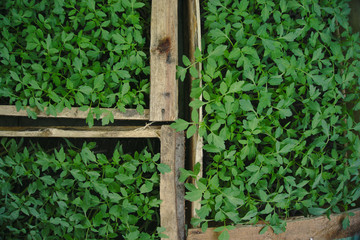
[187,208,360,240]
[0,126,161,138]
[0,105,149,121]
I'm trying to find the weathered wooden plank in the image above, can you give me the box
[187,0,203,219]
[188,208,360,240]
[0,105,149,120]
[150,0,178,121]
[350,0,360,33]
[349,0,360,124]
[160,126,185,240]
[0,126,161,138]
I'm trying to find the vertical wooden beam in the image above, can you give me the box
[150,0,178,121]
[187,0,203,219]
[349,0,360,125]
[349,0,360,33]
[160,125,185,240]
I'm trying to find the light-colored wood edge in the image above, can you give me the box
[0,105,150,120]
[150,0,178,121]
[0,126,161,138]
[160,126,185,240]
[188,0,203,219]
[187,208,360,240]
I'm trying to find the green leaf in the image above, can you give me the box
[342,216,350,230]
[228,48,241,60]
[190,87,203,99]
[79,86,93,95]
[176,66,187,81]
[189,66,199,78]
[211,134,225,150]
[84,21,96,31]
[73,57,82,72]
[228,81,244,93]
[187,125,197,138]
[140,181,154,193]
[239,99,254,112]
[281,29,302,42]
[260,225,269,235]
[262,38,276,51]
[203,144,221,153]
[246,164,260,172]
[242,209,258,221]
[87,0,95,11]
[244,67,254,81]
[121,82,130,96]
[189,99,206,109]
[40,175,55,185]
[211,45,227,56]
[279,143,296,154]
[185,189,202,201]
[102,111,114,126]
[94,74,105,91]
[31,63,44,73]
[10,71,21,82]
[26,109,37,119]
[49,91,61,103]
[157,163,171,174]
[220,82,228,95]
[312,48,323,61]
[308,207,327,216]
[81,147,96,163]
[109,205,121,218]
[218,230,230,240]
[70,169,86,181]
[170,119,190,131]
[182,55,191,66]
[248,171,262,185]
[93,182,109,197]
[29,80,41,90]
[280,0,287,12]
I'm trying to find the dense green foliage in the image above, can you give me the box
[0,0,150,126]
[0,138,169,239]
[174,0,360,238]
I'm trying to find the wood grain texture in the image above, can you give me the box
[160,126,185,240]
[188,208,360,240]
[187,0,203,219]
[0,126,161,138]
[0,105,149,120]
[175,127,186,240]
[150,0,178,121]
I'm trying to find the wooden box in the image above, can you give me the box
[0,0,178,122]
[0,125,185,239]
[185,0,360,239]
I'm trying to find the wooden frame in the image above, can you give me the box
[0,0,179,122]
[185,0,360,239]
[0,125,185,240]
[188,208,360,240]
